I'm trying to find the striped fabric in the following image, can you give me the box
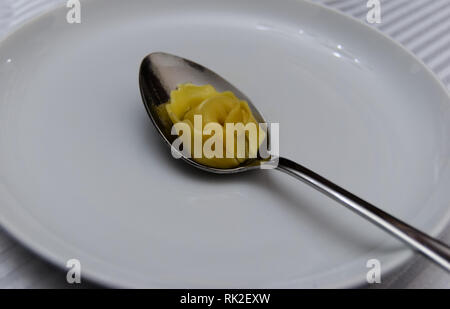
[0,0,449,288]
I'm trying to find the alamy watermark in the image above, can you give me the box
[66,258,81,284]
[366,0,382,24]
[66,0,81,24]
[169,115,279,169]
[366,259,381,284]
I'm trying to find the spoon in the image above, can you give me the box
[139,52,450,272]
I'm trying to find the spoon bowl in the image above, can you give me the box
[139,52,270,174]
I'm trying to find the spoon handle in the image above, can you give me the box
[276,157,450,272]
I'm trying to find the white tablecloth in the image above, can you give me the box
[0,0,449,288]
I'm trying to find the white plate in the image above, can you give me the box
[0,0,449,288]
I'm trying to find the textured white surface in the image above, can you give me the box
[0,0,448,288]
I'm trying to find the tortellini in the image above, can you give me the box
[165,83,264,168]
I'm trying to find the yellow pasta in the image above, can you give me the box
[165,83,263,168]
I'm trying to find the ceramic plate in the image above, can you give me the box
[0,0,449,288]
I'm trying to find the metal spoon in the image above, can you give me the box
[139,52,450,272]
